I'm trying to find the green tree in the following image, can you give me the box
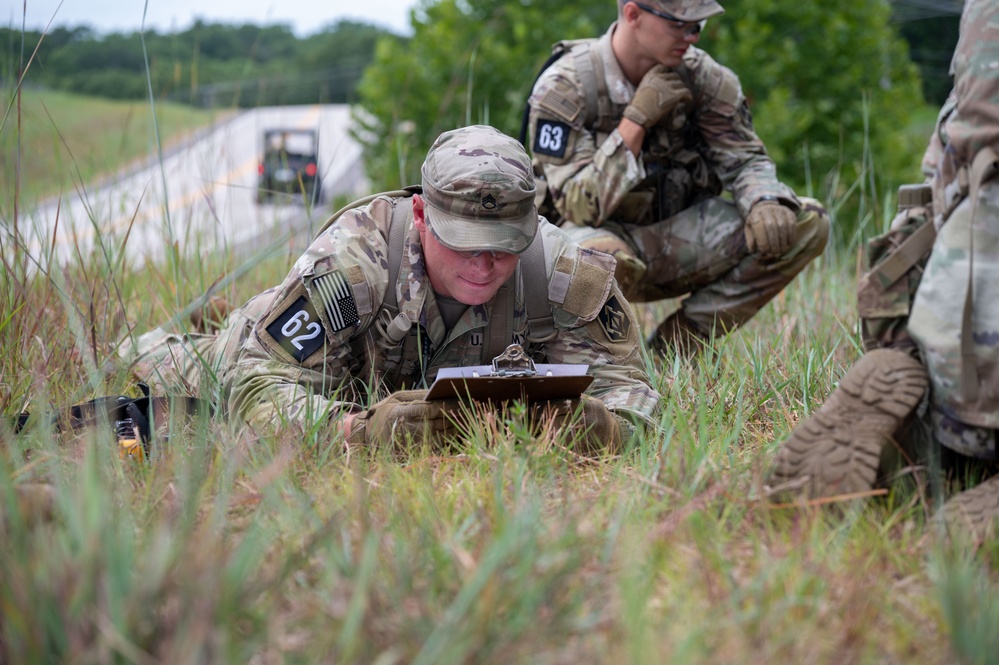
[356,0,925,236]
[354,0,612,189]
[2,21,392,108]
[707,0,924,212]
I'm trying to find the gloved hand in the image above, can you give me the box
[744,200,797,260]
[347,389,465,450]
[530,394,624,455]
[622,65,692,131]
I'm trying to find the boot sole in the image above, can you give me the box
[769,349,928,500]
[938,475,999,541]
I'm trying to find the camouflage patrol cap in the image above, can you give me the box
[421,125,538,255]
[642,0,725,21]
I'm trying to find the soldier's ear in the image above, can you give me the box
[412,194,427,231]
[621,1,641,25]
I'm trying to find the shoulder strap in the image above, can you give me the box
[522,230,556,343]
[484,229,555,360]
[576,40,612,133]
[486,281,514,361]
[870,219,937,287]
[314,186,420,241]
[571,42,600,131]
[384,190,418,314]
[370,189,421,346]
[519,38,607,147]
[519,44,571,147]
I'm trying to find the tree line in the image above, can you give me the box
[2,3,957,109]
[1,20,387,106]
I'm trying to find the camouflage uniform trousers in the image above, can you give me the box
[910,178,999,461]
[559,195,829,335]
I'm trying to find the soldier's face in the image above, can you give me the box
[629,1,701,67]
[413,196,520,305]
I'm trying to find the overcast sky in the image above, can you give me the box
[14,0,419,37]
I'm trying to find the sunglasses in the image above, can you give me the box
[632,2,706,36]
[430,226,505,259]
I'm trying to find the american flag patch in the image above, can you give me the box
[311,271,359,332]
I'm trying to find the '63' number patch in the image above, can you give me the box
[265,296,326,362]
[533,118,570,159]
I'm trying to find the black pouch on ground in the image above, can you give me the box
[11,383,211,461]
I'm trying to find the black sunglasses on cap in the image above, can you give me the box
[632,2,706,36]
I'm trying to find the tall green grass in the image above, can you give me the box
[2,66,997,665]
[0,87,223,209]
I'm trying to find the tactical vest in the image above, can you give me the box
[319,189,555,390]
[522,39,722,225]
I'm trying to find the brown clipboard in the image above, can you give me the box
[425,364,593,403]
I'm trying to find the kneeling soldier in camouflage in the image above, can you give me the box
[120,125,660,451]
[768,0,999,542]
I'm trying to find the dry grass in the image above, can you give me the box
[2,90,998,664]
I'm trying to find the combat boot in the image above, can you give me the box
[937,475,999,543]
[647,310,710,359]
[768,348,929,500]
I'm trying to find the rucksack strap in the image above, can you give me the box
[371,189,427,389]
[869,219,937,287]
[486,281,514,361]
[383,189,419,321]
[315,186,420,242]
[484,229,554,358]
[521,230,556,343]
[519,46,571,147]
[519,38,608,147]
[575,41,612,133]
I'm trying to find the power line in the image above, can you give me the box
[891,0,964,22]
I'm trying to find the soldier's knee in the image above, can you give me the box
[565,225,648,299]
[794,197,831,258]
[611,253,648,300]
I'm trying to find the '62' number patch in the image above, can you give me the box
[533,118,570,159]
[266,296,326,362]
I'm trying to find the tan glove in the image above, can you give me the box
[530,395,624,455]
[346,389,466,450]
[744,200,797,260]
[622,65,692,131]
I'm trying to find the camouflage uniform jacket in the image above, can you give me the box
[216,194,659,432]
[932,0,999,226]
[527,22,799,228]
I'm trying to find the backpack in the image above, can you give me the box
[857,184,936,355]
[13,383,211,462]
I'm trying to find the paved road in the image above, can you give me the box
[7,104,367,272]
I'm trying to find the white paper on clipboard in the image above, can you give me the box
[425,363,593,402]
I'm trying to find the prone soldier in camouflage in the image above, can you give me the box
[120,125,659,450]
[526,0,829,355]
[769,0,999,541]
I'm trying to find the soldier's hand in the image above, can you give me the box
[623,65,692,131]
[531,395,624,454]
[745,200,797,260]
[347,389,464,450]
